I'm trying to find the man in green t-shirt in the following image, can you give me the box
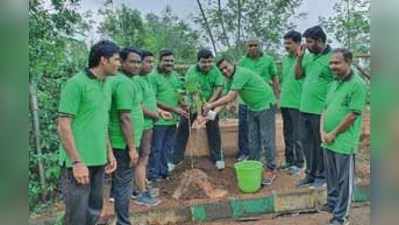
[279,30,305,175]
[320,49,367,225]
[295,26,334,189]
[173,49,225,169]
[58,40,118,225]
[236,38,280,161]
[148,49,188,181]
[133,50,172,206]
[203,57,278,186]
[108,47,148,223]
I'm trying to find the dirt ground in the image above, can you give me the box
[30,112,370,224]
[100,112,370,217]
[192,204,370,225]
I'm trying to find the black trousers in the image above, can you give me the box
[300,112,325,180]
[281,107,304,168]
[62,165,105,225]
[173,113,222,163]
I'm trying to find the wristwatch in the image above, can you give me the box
[72,160,81,166]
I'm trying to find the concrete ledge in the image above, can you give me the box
[29,184,369,225]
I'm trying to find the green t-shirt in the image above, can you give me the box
[280,54,311,109]
[108,73,144,150]
[239,54,278,83]
[185,65,224,111]
[58,70,111,167]
[322,72,368,155]
[238,53,277,104]
[300,46,335,114]
[149,69,183,125]
[225,67,275,112]
[137,75,158,129]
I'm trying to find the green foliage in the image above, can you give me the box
[99,5,200,64]
[320,0,370,54]
[194,0,304,52]
[29,0,89,213]
[98,5,146,47]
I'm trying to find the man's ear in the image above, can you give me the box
[99,56,108,66]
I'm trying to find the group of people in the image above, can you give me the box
[57,25,368,225]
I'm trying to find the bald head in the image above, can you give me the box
[246,37,262,58]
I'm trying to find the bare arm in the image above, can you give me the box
[143,106,159,120]
[157,102,179,113]
[119,111,136,151]
[58,117,81,162]
[272,76,280,98]
[208,90,238,109]
[331,112,359,136]
[295,56,305,80]
[208,86,223,103]
[323,112,359,144]
[58,116,90,184]
[295,45,306,80]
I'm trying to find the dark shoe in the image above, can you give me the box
[288,166,302,176]
[134,192,161,207]
[296,176,314,187]
[328,218,350,225]
[279,163,293,171]
[319,203,333,213]
[310,178,327,189]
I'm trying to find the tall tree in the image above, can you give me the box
[196,0,218,53]
[194,0,304,53]
[98,4,145,47]
[320,0,370,54]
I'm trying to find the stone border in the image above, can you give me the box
[30,184,369,225]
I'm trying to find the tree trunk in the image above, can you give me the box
[196,0,218,53]
[236,0,242,47]
[29,80,47,201]
[217,0,231,48]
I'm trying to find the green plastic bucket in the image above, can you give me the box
[234,160,263,193]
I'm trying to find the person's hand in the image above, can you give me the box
[72,162,90,184]
[323,131,337,144]
[160,110,173,120]
[105,151,117,174]
[128,148,139,167]
[193,114,207,128]
[202,103,212,116]
[176,107,189,119]
[225,102,237,113]
[296,44,306,58]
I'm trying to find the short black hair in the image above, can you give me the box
[159,49,174,60]
[332,48,353,63]
[197,48,214,61]
[216,55,234,68]
[120,47,142,62]
[88,40,120,68]
[141,50,154,59]
[303,25,327,43]
[283,30,302,43]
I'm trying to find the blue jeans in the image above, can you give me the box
[247,106,277,171]
[148,125,176,180]
[111,149,133,225]
[238,104,249,157]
